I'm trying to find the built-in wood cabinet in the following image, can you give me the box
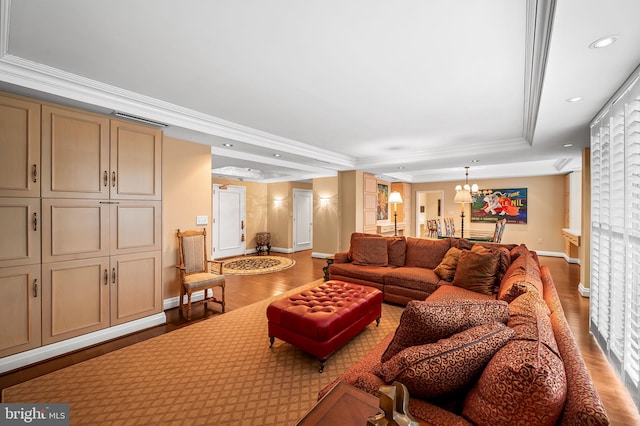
[0,92,163,361]
[41,106,161,201]
[0,95,40,198]
[0,198,41,268]
[0,265,41,358]
[363,173,378,234]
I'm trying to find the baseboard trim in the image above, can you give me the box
[578,282,591,298]
[0,313,166,374]
[311,252,333,259]
[270,247,293,254]
[535,250,580,264]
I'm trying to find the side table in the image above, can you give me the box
[295,381,381,426]
[322,255,334,281]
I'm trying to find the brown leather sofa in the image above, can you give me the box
[321,235,609,425]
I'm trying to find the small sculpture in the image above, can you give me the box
[367,382,419,426]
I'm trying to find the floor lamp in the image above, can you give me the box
[388,191,403,236]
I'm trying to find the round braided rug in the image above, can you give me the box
[221,255,295,275]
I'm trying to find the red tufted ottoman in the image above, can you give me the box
[267,280,383,372]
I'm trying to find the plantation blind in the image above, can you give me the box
[590,74,640,408]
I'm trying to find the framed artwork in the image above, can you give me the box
[377,183,389,221]
[471,188,527,224]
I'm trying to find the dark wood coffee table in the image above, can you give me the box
[296,381,381,425]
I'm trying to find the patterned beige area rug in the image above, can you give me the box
[222,255,295,275]
[2,279,404,425]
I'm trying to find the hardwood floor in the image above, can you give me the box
[1,252,639,424]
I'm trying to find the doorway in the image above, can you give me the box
[212,184,246,258]
[415,190,444,238]
[293,189,313,252]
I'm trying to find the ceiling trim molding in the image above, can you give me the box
[210,147,339,175]
[523,0,556,145]
[0,0,355,168]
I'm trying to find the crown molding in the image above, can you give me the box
[523,0,556,145]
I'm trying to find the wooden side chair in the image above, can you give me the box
[176,229,225,320]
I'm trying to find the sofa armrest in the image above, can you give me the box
[333,252,350,263]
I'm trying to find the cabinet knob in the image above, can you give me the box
[112,268,116,284]
[104,269,108,286]
[112,171,117,187]
[33,279,38,297]
[33,212,38,231]
[32,164,38,183]
[104,170,108,187]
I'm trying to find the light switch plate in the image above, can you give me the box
[196,215,208,225]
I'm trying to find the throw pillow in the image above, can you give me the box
[452,248,500,295]
[509,243,530,262]
[381,299,510,362]
[350,237,388,266]
[386,236,407,267]
[405,237,452,269]
[380,322,515,399]
[508,291,559,357]
[434,247,463,281]
[462,339,567,426]
[348,232,382,261]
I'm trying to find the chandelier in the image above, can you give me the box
[454,166,478,203]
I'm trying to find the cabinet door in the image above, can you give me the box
[41,199,110,263]
[41,105,110,199]
[0,198,41,267]
[110,201,161,255]
[110,251,161,326]
[42,257,110,345]
[0,265,41,357]
[0,94,40,197]
[110,120,162,200]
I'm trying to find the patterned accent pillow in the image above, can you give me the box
[462,339,567,426]
[498,252,543,302]
[452,247,500,295]
[386,236,407,267]
[348,232,382,261]
[381,299,510,363]
[351,237,388,266]
[509,243,530,262]
[508,291,559,357]
[380,322,515,399]
[434,247,462,281]
[405,237,452,269]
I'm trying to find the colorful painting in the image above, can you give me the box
[377,183,389,221]
[471,188,527,224]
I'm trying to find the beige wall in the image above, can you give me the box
[266,181,313,249]
[162,137,212,300]
[412,174,566,252]
[210,178,268,251]
[313,176,341,255]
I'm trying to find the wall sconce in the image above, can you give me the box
[274,198,283,208]
[320,196,330,207]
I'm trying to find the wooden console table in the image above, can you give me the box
[295,381,381,425]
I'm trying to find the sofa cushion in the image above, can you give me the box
[452,247,500,295]
[351,237,388,266]
[381,299,510,362]
[348,232,382,261]
[386,236,407,267]
[383,267,442,294]
[426,284,496,302]
[434,247,462,281]
[498,252,543,302]
[509,243,530,262]
[508,291,560,357]
[462,338,567,426]
[405,237,451,269]
[328,262,390,284]
[380,322,514,399]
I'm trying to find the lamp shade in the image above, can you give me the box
[388,191,403,204]
[454,189,472,203]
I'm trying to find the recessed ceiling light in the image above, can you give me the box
[398,166,405,170]
[273,154,281,158]
[566,97,583,103]
[563,143,573,148]
[589,35,619,49]
[222,143,234,147]
[470,159,479,163]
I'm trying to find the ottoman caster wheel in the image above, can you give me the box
[319,361,325,373]
[269,336,274,348]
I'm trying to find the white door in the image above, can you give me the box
[213,185,246,258]
[293,189,313,252]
